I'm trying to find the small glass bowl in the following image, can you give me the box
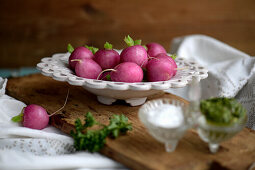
[138,98,192,152]
[197,114,247,153]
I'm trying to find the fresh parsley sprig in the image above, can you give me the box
[70,112,132,152]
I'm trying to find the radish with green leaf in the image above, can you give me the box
[68,45,94,70]
[146,42,167,57]
[11,91,69,130]
[120,35,148,68]
[94,42,120,69]
[14,105,49,130]
[73,58,102,79]
[110,62,143,82]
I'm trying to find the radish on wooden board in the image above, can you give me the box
[68,46,94,70]
[110,62,143,83]
[154,53,178,76]
[94,42,120,69]
[146,57,175,82]
[120,35,148,68]
[74,58,102,79]
[146,42,167,57]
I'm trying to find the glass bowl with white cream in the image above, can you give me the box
[138,98,192,152]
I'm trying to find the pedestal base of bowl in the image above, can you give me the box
[97,96,147,106]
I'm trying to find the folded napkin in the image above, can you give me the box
[167,34,255,130]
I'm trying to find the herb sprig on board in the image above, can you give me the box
[70,112,132,152]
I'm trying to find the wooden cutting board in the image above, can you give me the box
[6,74,255,170]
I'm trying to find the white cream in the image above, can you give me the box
[147,104,184,128]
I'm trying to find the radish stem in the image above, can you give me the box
[71,59,82,63]
[49,89,70,117]
[148,56,160,60]
[97,69,116,80]
[174,67,189,71]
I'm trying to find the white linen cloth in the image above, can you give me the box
[167,34,255,129]
[1,34,255,169]
[0,90,124,169]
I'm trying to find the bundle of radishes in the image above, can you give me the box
[68,35,178,83]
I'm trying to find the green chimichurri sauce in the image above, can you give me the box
[200,97,246,126]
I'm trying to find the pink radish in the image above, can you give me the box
[94,42,120,69]
[73,58,102,79]
[120,35,148,68]
[68,46,94,70]
[154,53,178,76]
[11,90,69,130]
[146,57,175,82]
[22,105,49,130]
[146,42,167,57]
[110,62,143,82]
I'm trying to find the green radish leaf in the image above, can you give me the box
[92,48,99,54]
[11,108,25,122]
[11,113,24,122]
[85,45,99,54]
[142,45,148,50]
[67,43,74,53]
[134,39,142,45]
[170,54,177,60]
[105,74,111,81]
[124,35,134,46]
[104,42,113,50]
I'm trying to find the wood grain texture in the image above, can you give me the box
[1,0,255,68]
[6,74,255,170]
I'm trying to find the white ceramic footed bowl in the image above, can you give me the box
[36,52,208,106]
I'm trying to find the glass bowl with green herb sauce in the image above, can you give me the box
[197,97,247,153]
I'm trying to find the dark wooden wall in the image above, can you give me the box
[1,0,255,68]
